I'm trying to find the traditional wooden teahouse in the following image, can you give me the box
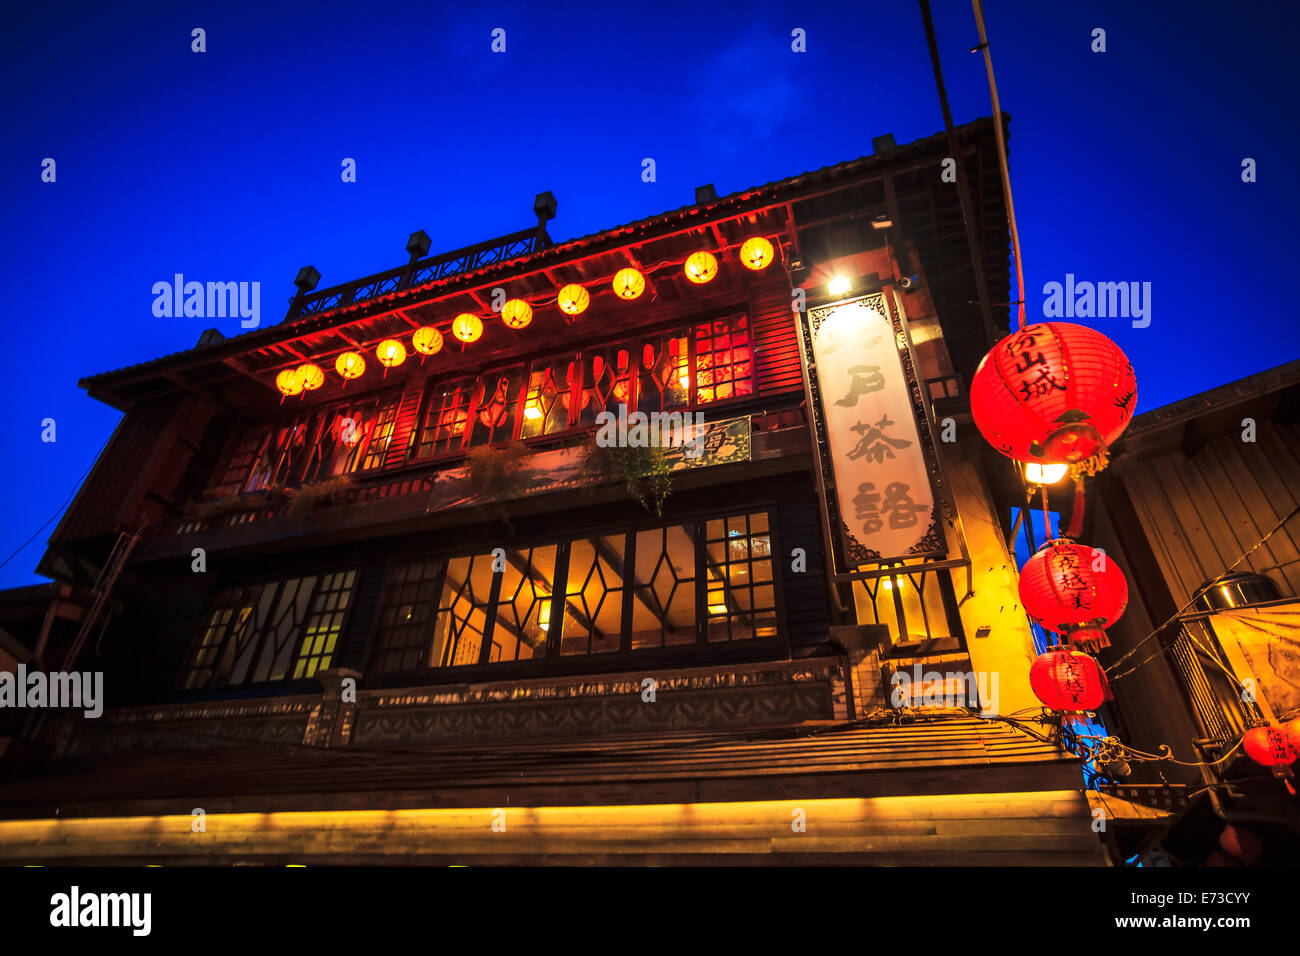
[0,115,1295,864]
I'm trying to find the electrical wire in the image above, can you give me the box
[1105,502,1300,681]
[0,426,115,572]
[970,0,1026,331]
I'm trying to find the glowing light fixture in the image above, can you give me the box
[739,236,774,271]
[557,283,590,316]
[297,363,325,392]
[708,603,729,615]
[612,268,645,300]
[524,403,543,420]
[276,368,304,398]
[684,251,718,284]
[1025,461,1069,485]
[452,313,483,343]
[827,275,851,295]
[413,326,444,356]
[335,351,366,381]
[538,600,551,631]
[501,298,533,330]
[377,339,407,368]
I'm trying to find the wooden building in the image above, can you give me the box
[0,116,1124,864]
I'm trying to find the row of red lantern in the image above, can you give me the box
[274,238,777,397]
[968,322,1138,719]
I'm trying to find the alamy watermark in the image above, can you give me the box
[152,274,260,328]
[1042,274,1151,328]
[889,664,999,716]
[594,405,706,458]
[0,665,103,718]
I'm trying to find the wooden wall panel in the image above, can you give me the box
[777,495,832,646]
[749,284,804,398]
[1120,420,1300,606]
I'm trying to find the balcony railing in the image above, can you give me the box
[286,226,549,320]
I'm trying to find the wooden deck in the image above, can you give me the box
[0,716,1105,864]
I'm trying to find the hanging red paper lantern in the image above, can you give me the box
[970,322,1136,470]
[1029,647,1106,712]
[1287,716,1300,753]
[1242,725,1299,767]
[1019,538,1128,651]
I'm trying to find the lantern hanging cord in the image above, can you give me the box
[971,0,1026,331]
[1105,501,1300,681]
[992,712,1252,771]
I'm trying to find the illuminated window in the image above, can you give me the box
[694,315,754,404]
[704,512,776,642]
[409,315,756,461]
[430,553,496,667]
[415,381,474,458]
[218,394,401,494]
[180,570,358,689]
[365,510,780,675]
[558,536,627,656]
[629,524,697,649]
[493,545,559,662]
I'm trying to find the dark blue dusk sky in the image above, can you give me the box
[2,0,1297,588]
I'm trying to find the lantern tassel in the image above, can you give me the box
[1068,627,1110,653]
[1065,473,1086,538]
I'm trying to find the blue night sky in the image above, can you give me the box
[2,0,1297,588]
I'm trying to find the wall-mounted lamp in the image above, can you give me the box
[827,275,852,296]
[871,214,894,231]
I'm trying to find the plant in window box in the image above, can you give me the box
[284,475,358,518]
[189,485,288,520]
[578,435,673,517]
[464,441,530,500]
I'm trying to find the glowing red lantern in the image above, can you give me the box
[1029,647,1106,713]
[1019,538,1128,651]
[1242,725,1298,767]
[970,322,1136,470]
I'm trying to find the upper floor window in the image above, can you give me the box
[180,569,358,689]
[212,394,401,495]
[367,509,776,675]
[412,314,753,459]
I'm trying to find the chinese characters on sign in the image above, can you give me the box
[809,298,937,562]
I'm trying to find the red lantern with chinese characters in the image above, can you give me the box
[1242,725,1299,768]
[970,322,1136,471]
[1019,538,1128,651]
[1029,647,1106,713]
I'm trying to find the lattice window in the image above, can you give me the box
[370,559,444,673]
[492,545,558,662]
[212,429,268,496]
[635,334,692,415]
[416,380,474,458]
[293,570,357,679]
[358,398,401,471]
[703,512,776,642]
[430,553,495,667]
[180,570,358,689]
[519,361,573,439]
[629,524,697,649]
[467,367,525,448]
[558,536,626,656]
[694,315,754,404]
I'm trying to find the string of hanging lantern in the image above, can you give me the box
[273,234,779,400]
